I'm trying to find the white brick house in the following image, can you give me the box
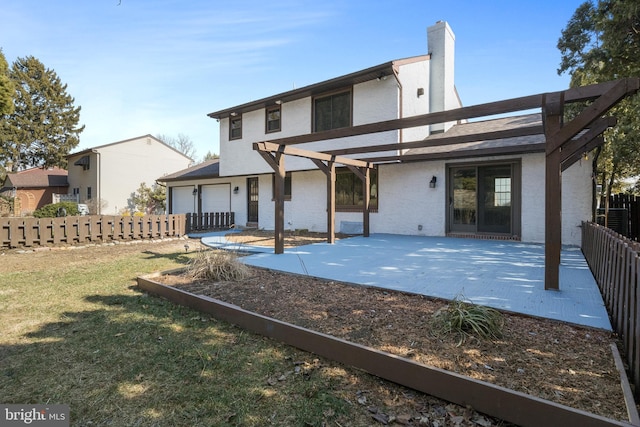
[161,21,592,246]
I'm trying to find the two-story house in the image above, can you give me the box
[161,21,592,246]
[68,135,192,215]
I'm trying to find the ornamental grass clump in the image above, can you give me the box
[432,294,504,346]
[186,250,251,282]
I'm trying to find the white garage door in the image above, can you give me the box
[171,186,196,214]
[201,184,230,213]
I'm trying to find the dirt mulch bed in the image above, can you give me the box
[157,231,631,423]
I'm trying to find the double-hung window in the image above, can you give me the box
[266,106,281,133]
[229,115,242,140]
[313,90,351,132]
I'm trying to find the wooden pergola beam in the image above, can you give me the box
[362,142,546,164]
[323,125,544,157]
[560,117,616,167]
[262,80,623,148]
[254,142,374,169]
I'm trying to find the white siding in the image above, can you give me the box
[69,136,192,214]
[251,153,591,246]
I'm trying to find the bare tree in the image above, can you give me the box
[156,133,197,160]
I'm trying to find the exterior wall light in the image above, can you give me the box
[429,176,437,188]
[233,186,239,194]
[192,188,198,196]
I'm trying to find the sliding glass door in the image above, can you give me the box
[449,162,519,236]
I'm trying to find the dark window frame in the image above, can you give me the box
[229,115,243,140]
[312,88,352,133]
[265,105,281,133]
[335,168,378,212]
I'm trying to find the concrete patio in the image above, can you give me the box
[198,232,611,331]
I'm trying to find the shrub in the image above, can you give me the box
[431,294,504,346]
[186,250,251,282]
[33,202,80,218]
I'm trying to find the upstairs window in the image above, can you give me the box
[313,90,351,132]
[74,155,90,171]
[266,105,281,133]
[229,115,242,140]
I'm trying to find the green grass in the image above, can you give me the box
[0,244,362,426]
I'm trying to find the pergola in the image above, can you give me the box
[254,78,640,290]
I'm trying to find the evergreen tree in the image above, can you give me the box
[0,56,84,171]
[557,0,640,196]
[131,182,166,214]
[0,50,13,117]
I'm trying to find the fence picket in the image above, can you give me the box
[0,214,188,249]
[582,221,640,398]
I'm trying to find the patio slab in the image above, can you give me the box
[199,232,611,331]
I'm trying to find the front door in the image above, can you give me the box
[247,177,259,224]
[449,163,518,235]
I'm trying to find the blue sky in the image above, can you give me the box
[1,0,585,161]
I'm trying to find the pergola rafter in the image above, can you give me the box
[253,78,640,290]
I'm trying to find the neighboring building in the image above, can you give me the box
[0,166,68,216]
[161,21,592,246]
[67,135,192,214]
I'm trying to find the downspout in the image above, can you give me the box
[391,65,403,150]
[92,149,101,214]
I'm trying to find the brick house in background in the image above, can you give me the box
[0,167,68,216]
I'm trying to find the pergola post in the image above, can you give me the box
[274,153,285,254]
[312,159,336,244]
[256,147,286,254]
[543,92,564,291]
[347,165,371,237]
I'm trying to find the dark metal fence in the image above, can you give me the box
[0,214,186,249]
[185,212,234,233]
[582,221,640,397]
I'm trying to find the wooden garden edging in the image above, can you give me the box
[0,214,186,249]
[137,272,638,427]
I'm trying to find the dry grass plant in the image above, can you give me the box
[432,293,504,346]
[186,249,251,282]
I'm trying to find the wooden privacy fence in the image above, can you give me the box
[581,221,640,396]
[598,193,640,241]
[185,212,234,233]
[0,214,186,249]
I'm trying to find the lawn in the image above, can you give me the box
[0,240,392,426]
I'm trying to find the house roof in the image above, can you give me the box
[3,166,68,189]
[400,113,545,161]
[157,159,220,183]
[207,55,430,120]
[67,134,193,161]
